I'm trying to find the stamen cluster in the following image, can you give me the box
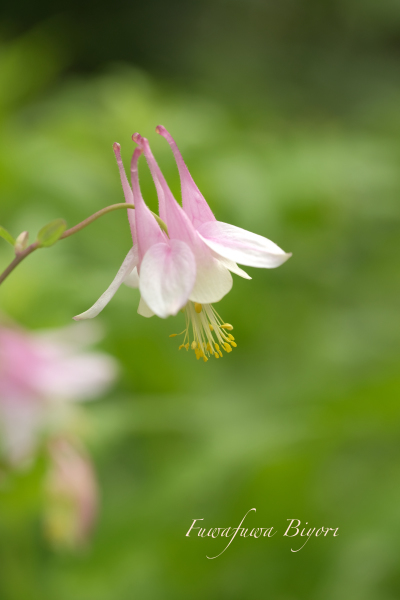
[169,302,237,362]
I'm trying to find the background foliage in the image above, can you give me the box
[0,1,400,598]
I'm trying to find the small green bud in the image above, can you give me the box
[15,231,29,254]
[37,219,67,248]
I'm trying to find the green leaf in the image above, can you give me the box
[0,226,16,247]
[37,219,67,248]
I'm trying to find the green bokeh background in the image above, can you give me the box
[0,2,400,598]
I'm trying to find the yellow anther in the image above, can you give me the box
[169,301,235,364]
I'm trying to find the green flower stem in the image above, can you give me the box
[59,203,135,240]
[0,203,168,287]
[0,241,39,286]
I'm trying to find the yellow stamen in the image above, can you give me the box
[168,302,236,362]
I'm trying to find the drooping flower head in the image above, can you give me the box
[132,128,291,360]
[74,127,291,362]
[0,320,117,547]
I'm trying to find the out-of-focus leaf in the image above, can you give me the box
[0,226,16,247]
[36,219,67,248]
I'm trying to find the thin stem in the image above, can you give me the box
[0,202,168,287]
[60,203,135,239]
[0,242,39,286]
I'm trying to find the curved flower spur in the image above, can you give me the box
[74,128,291,362]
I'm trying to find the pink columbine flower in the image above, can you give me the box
[44,437,98,549]
[74,128,291,362]
[0,322,117,464]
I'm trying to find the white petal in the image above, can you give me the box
[73,248,138,320]
[189,255,233,304]
[139,240,196,319]
[198,221,291,268]
[137,296,155,318]
[212,252,252,280]
[124,266,140,288]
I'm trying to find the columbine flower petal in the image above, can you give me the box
[154,125,288,276]
[155,125,216,228]
[123,266,140,288]
[139,240,196,318]
[73,247,138,321]
[212,253,252,280]
[131,146,197,317]
[113,142,137,246]
[133,133,233,305]
[130,147,166,264]
[137,296,155,318]
[197,221,291,268]
[188,254,233,304]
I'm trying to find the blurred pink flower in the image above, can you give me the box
[45,437,98,549]
[0,322,117,464]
